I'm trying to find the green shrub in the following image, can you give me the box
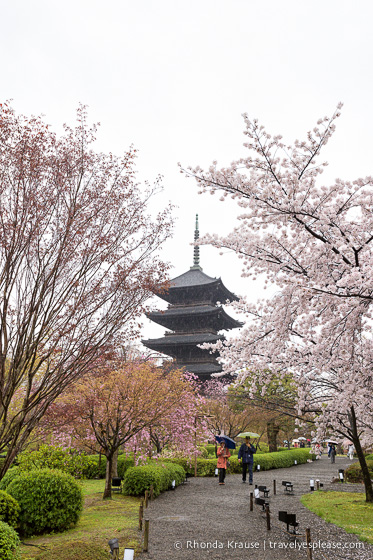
[0,468,21,492]
[165,448,316,476]
[118,455,135,477]
[365,454,373,461]
[0,521,21,560]
[18,445,96,479]
[0,491,19,528]
[71,453,135,479]
[345,460,373,483]
[123,463,185,497]
[205,444,217,456]
[7,468,83,536]
[197,446,209,459]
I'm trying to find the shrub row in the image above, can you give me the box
[344,460,373,483]
[123,463,185,497]
[15,445,136,480]
[164,448,316,476]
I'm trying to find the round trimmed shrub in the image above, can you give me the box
[0,491,19,528]
[123,463,185,497]
[0,468,21,492]
[0,521,21,560]
[6,468,83,536]
[345,460,373,483]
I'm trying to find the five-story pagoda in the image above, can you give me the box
[142,216,242,381]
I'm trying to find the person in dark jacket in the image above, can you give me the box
[238,436,256,484]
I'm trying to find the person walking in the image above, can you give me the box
[348,443,354,460]
[330,444,336,464]
[217,440,231,485]
[238,436,256,484]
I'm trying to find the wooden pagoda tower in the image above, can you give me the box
[142,215,242,381]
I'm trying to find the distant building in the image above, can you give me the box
[142,215,242,381]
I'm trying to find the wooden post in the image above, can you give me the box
[316,480,320,490]
[273,479,276,495]
[306,528,312,560]
[250,492,253,511]
[150,485,154,501]
[265,505,271,531]
[143,520,150,552]
[144,490,149,508]
[139,500,144,530]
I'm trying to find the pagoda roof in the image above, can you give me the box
[142,332,223,348]
[181,362,223,375]
[147,305,243,330]
[157,268,239,304]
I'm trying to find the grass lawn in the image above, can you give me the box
[301,491,373,544]
[19,480,142,559]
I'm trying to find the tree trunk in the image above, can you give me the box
[349,407,373,503]
[267,421,280,453]
[103,453,114,500]
[112,449,118,477]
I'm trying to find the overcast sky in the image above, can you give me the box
[2,0,372,341]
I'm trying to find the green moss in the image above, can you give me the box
[301,491,373,544]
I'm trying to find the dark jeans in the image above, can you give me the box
[242,462,253,483]
[219,468,226,483]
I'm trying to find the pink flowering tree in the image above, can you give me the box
[42,361,201,499]
[183,105,373,501]
[0,102,173,477]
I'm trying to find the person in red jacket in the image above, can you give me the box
[217,440,231,485]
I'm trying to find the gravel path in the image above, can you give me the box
[141,455,373,560]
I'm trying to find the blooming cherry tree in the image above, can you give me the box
[0,102,173,476]
[184,105,373,501]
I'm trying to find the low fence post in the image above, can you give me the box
[306,528,312,560]
[139,500,144,530]
[143,520,150,552]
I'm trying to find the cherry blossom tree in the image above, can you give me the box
[201,379,252,439]
[42,361,200,498]
[0,102,173,477]
[184,105,373,501]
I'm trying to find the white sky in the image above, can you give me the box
[2,0,373,342]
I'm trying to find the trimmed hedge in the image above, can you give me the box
[344,460,373,483]
[0,521,21,560]
[164,448,316,476]
[0,491,19,528]
[16,447,135,480]
[18,445,98,479]
[123,463,185,497]
[7,468,83,536]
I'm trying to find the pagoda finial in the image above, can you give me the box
[191,214,202,270]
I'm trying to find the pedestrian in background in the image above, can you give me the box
[330,444,336,464]
[238,436,256,484]
[217,440,231,485]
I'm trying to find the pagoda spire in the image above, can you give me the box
[190,214,202,270]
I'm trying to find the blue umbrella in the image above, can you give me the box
[215,435,236,449]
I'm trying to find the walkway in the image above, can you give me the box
[142,455,373,560]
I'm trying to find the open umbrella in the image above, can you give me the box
[298,437,307,441]
[237,431,260,438]
[215,435,236,449]
[324,439,338,445]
